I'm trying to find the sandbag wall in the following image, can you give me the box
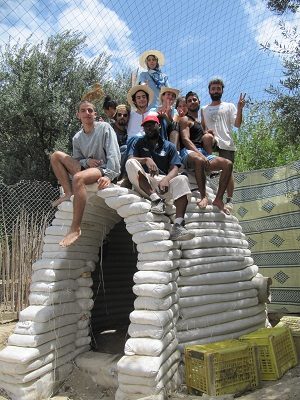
[0,185,121,400]
[98,186,181,400]
[176,175,267,351]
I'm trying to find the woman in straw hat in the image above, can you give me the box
[138,49,169,109]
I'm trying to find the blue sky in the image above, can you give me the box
[1,0,300,106]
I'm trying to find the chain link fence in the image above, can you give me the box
[0,180,60,315]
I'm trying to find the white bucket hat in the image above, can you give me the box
[139,49,165,68]
[127,85,154,110]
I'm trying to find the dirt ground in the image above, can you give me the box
[0,320,300,400]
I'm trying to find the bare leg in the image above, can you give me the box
[60,168,102,247]
[201,133,215,155]
[189,154,209,209]
[174,196,188,218]
[209,157,233,214]
[226,174,234,198]
[51,151,81,207]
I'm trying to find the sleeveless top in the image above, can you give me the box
[187,114,204,147]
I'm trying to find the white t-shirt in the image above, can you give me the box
[127,110,157,139]
[202,102,237,151]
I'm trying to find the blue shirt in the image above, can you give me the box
[131,136,181,175]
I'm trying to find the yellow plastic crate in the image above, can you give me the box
[239,327,298,380]
[184,339,260,396]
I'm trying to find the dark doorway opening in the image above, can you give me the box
[90,220,137,354]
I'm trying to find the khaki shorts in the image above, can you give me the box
[126,158,191,201]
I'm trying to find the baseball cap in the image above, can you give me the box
[141,115,160,126]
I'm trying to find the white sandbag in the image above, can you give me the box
[185,220,242,231]
[0,363,73,400]
[180,297,258,319]
[0,343,75,375]
[132,230,170,244]
[133,282,177,298]
[138,249,181,261]
[105,194,144,208]
[130,306,178,327]
[28,290,75,305]
[73,344,91,358]
[15,314,79,335]
[125,212,170,224]
[179,258,253,276]
[46,225,100,239]
[126,221,171,235]
[134,293,179,311]
[117,345,179,377]
[182,247,251,259]
[77,318,90,330]
[19,303,79,322]
[0,350,75,384]
[137,260,176,272]
[98,186,133,199]
[179,289,258,308]
[75,336,91,347]
[77,298,94,311]
[177,265,258,286]
[42,243,99,255]
[31,268,85,282]
[118,361,178,395]
[76,327,89,338]
[32,258,88,270]
[75,287,93,299]
[185,211,237,223]
[178,322,266,352]
[137,240,176,253]
[117,202,151,218]
[179,255,251,268]
[128,322,175,339]
[8,323,77,347]
[43,234,100,247]
[177,304,265,331]
[177,311,266,343]
[190,228,245,239]
[181,236,249,250]
[0,333,75,364]
[133,270,179,284]
[124,331,175,356]
[42,251,99,262]
[178,280,255,297]
[76,277,93,287]
[30,279,78,293]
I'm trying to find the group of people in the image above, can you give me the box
[50,49,246,248]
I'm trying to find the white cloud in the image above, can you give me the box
[0,0,138,73]
[243,0,300,54]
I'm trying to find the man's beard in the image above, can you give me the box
[117,120,127,126]
[146,130,160,140]
[210,93,222,101]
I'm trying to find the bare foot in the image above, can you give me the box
[197,196,208,209]
[52,194,72,208]
[212,198,231,215]
[59,228,81,247]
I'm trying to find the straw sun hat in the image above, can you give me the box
[127,84,154,109]
[159,87,180,103]
[139,49,165,68]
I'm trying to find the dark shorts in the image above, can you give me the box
[217,148,235,163]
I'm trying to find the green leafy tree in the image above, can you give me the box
[234,102,300,171]
[265,0,299,14]
[0,31,113,184]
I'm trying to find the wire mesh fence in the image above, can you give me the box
[0,181,59,315]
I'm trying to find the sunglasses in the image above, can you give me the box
[117,113,128,117]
